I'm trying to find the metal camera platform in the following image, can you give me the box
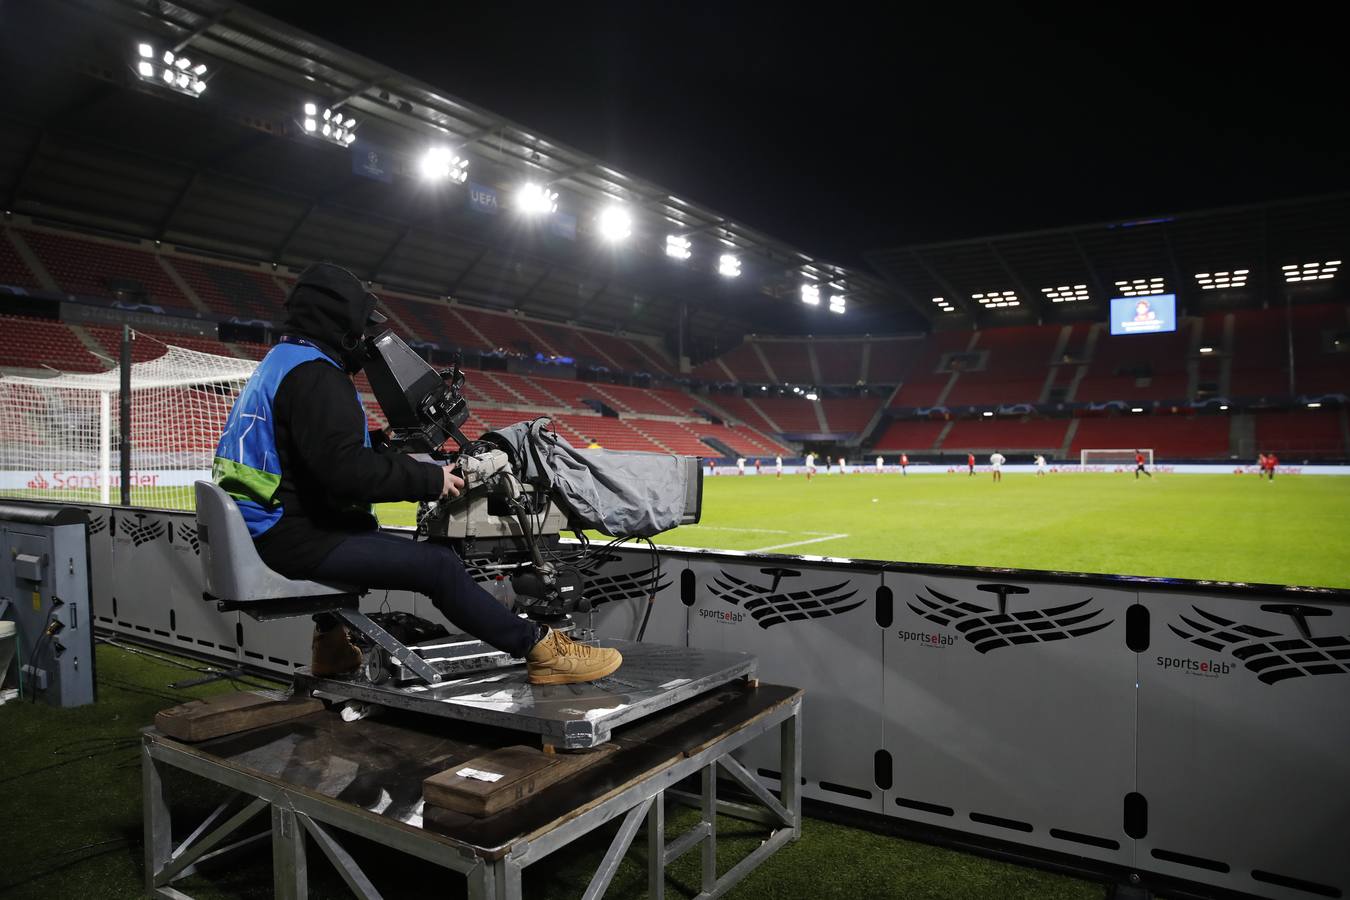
[295,640,758,750]
[142,680,803,900]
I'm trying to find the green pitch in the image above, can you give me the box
[379,472,1350,589]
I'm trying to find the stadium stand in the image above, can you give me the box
[944,324,1061,406]
[0,314,103,371]
[583,382,691,417]
[864,336,923,384]
[941,418,1070,452]
[1069,414,1230,459]
[1289,304,1350,395]
[1075,326,1192,403]
[871,419,948,452]
[707,342,772,382]
[1228,308,1289,398]
[748,395,823,434]
[891,330,971,407]
[0,229,41,290]
[1252,409,1346,457]
[83,325,232,363]
[19,228,190,309]
[821,396,883,433]
[451,306,541,355]
[815,339,864,385]
[756,340,815,384]
[166,256,283,321]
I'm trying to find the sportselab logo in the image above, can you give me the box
[700,608,745,625]
[1156,655,1234,678]
[898,628,957,649]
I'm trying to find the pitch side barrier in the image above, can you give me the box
[706,463,1350,475]
[34,499,1350,900]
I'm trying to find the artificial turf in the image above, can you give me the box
[378,471,1350,588]
[0,643,1111,899]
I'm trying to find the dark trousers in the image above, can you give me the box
[310,531,541,658]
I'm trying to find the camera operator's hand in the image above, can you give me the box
[440,465,464,499]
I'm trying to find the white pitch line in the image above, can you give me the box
[749,533,850,553]
[682,526,839,536]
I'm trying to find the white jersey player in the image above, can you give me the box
[837,456,847,474]
[805,452,816,480]
[736,457,746,475]
[875,455,884,473]
[775,455,783,478]
[1035,454,1047,476]
[989,451,1006,483]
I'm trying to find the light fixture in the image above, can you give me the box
[805,392,818,401]
[1284,260,1339,283]
[134,41,207,97]
[665,235,691,261]
[1114,277,1167,297]
[828,294,845,314]
[801,284,820,306]
[518,183,558,215]
[419,147,469,183]
[598,206,632,241]
[1042,284,1089,303]
[982,411,994,417]
[718,254,741,278]
[1199,346,1214,353]
[971,290,1019,308]
[1219,404,1229,410]
[931,296,956,313]
[303,103,358,147]
[1131,407,1144,413]
[1195,269,1248,290]
[1308,402,1322,409]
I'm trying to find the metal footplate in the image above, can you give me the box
[294,640,757,749]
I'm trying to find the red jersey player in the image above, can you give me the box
[1134,449,1151,479]
[967,452,975,476]
[1265,452,1278,481]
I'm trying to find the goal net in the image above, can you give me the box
[0,344,257,510]
[1080,448,1153,469]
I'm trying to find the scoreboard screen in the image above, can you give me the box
[1109,294,1176,335]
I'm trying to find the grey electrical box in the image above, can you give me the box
[0,503,94,707]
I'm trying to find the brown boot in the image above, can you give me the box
[311,625,362,677]
[526,630,623,685]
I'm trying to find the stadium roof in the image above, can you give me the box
[866,193,1349,327]
[0,0,913,340]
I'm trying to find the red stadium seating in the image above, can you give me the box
[821,396,883,433]
[941,418,1069,452]
[865,336,924,384]
[1069,415,1229,458]
[1075,327,1191,403]
[166,257,283,321]
[0,229,41,290]
[945,325,1060,406]
[815,340,864,385]
[1228,308,1289,398]
[20,229,189,308]
[891,330,970,407]
[583,382,691,417]
[1288,304,1350,395]
[1252,410,1346,457]
[748,395,823,433]
[0,314,103,371]
[756,340,814,384]
[709,343,773,383]
[452,307,540,355]
[871,419,947,452]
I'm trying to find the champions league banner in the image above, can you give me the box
[47,502,1350,899]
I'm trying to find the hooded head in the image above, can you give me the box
[283,262,387,372]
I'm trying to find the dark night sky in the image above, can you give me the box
[248,2,1349,270]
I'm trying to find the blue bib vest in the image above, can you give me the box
[212,340,370,538]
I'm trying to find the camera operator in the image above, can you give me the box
[212,263,622,684]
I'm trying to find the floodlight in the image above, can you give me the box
[665,234,691,260]
[162,50,174,64]
[1115,277,1166,297]
[192,80,206,94]
[828,294,845,314]
[137,61,153,78]
[1284,260,1338,283]
[1199,346,1214,354]
[1131,407,1144,413]
[801,284,820,305]
[344,117,355,129]
[303,118,316,132]
[805,392,819,401]
[718,254,741,278]
[1308,402,1322,409]
[598,206,632,241]
[519,183,559,215]
[304,104,361,149]
[1043,284,1089,303]
[304,102,317,116]
[1219,404,1229,410]
[135,42,206,97]
[161,68,173,84]
[982,411,994,417]
[972,290,1018,308]
[931,296,955,312]
[138,43,153,58]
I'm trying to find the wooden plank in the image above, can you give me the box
[155,692,323,742]
[424,744,616,817]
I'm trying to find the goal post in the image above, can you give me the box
[0,344,257,510]
[1080,448,1153,469]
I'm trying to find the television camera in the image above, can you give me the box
[360,329,700,623]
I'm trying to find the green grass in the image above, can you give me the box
[0,643,1109,899]
[379,472,1350,588]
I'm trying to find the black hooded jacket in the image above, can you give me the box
[252,263,443,577]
